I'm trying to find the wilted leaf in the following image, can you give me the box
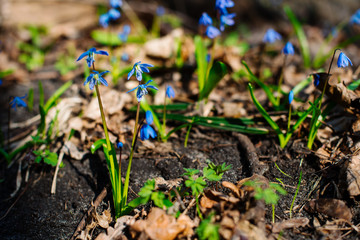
[306,199,352,221]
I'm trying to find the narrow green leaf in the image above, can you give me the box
[199,61,228,100]
[242,61,277,106]
[91,30,145,46]
[27,88,34,111]
[44,81,72,113]
[284,5,311,68]
[195,35,208,93]
[37,105,46,135]
[38,81,44,107]
[91,139,107,154]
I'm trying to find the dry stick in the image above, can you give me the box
[51,145,65,194]
[70,186,108,240]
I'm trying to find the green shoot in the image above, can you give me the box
[196,213,220,240]
[33,149,62,167]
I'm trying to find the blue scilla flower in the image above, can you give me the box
[127,61,154,81]
[118,25,131,42]
[110,0,122,8]
[127,80,158,102]
[350,9,360,25]
[156,6,165,16]
[282,42,295,55]
[199,12,212,26]
[84,70,110,90]
[288,90,294,104]
[140,124,157,141]
[166,85,175,99]
[10,95,27,111]
[0,79,2,86]
[77,47,109,68]
[146,110,154,125]
[220,13,236,31]
[263,28,282,43]
[99,13,110,28]
[206,26,221,39]
[116,141,123,148]
[313,73,320,87]
[216,0,234,14]
[108,8,121,20]
[206,54,211,63]
[121,52,129,62]
[337,52,353,68]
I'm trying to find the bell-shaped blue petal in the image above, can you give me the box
[337,52,353,68]
[350,9,360,25]
[140,124,157,141]
[220,13,236,31]
[166,85,175,99]
[282,42,295,55]
[99,13,110,28]
[199,12,212,26]
[156,6,165,16]
[313,74,320,87]
[108,8,121,20]
[110,0,122,8]
[84,71,110,90]
[116,141,123,148]
[10,95,27,111]
[205,26,221,39]
[288,90,294,104]
[146,110,154,125]
[263,28,282,43]
[128,61,154,81]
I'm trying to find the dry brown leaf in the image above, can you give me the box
[346,154,360,197]
[272,217,309,233]
[232,220,267,240]
[130,208,194,240]
[200,194,218,209]
[222,181,242,198]
[95,215,134,240]
[306,199,352,221]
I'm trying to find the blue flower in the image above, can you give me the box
[0,79,2,86]
[76,47,109,68]
[205,26,221,39]
[140,124,157,141]
[288,90,294,104]
[110,0,122,8]
[99,13,110,28]
[263,28,282,43]
[166,85,175,99]
[313,73,320,87]
[216,0,234,14]
[206,54,211,63]
[199,12,213,26]
[156,6,165,16]
[146,110,154,125]
[282,42,295,55]
[116,142,123,148]
[84,70,110,90]
[220,13,236,31]
[118,25,131,42]
[127,61,154,81]
[127,80,158,102]
[108,8,121,20]
[10,95,27,111]
[121,53,129,62]
[350,9,360,25]
[337,52,353,68]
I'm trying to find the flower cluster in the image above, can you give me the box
[99,0,122,28]
[198,0,235,39]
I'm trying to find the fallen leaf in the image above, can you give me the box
[346,155,360,197]
[306,198,352,221]
[272,217,309,233]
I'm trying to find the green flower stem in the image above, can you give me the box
[318,49,339,109]
[123,100,141,208]
[95,84,119,206]
[162,90,167,136]
[276,55,288,105]
[205,39,217,81]
[290,158,303,218]
[287,104,292,133]
[7,99,11,150]
[272,204,275,223]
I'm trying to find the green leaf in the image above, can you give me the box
[44,81,72,114]
[138,179,156,198]
[195,35,208,93]
[43,151,59,167]
[35,155,42,164]
[284,5,311,68]
[91,139,107,154]
[203,167,222,182]
[0,148,10,164]
[182,168,199,177]
[0,69,14,78]
[199,61,228,100]
[37,105,46,135]
[186,176,206,196]
[27,88,34,111]
[38,81,44,107]
[242,61,277,106]
[196,215,220,240]
[270,183,287,195]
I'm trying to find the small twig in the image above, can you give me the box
[70,186,108,240]
[51,145,65,194]
[181,198,196,217]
